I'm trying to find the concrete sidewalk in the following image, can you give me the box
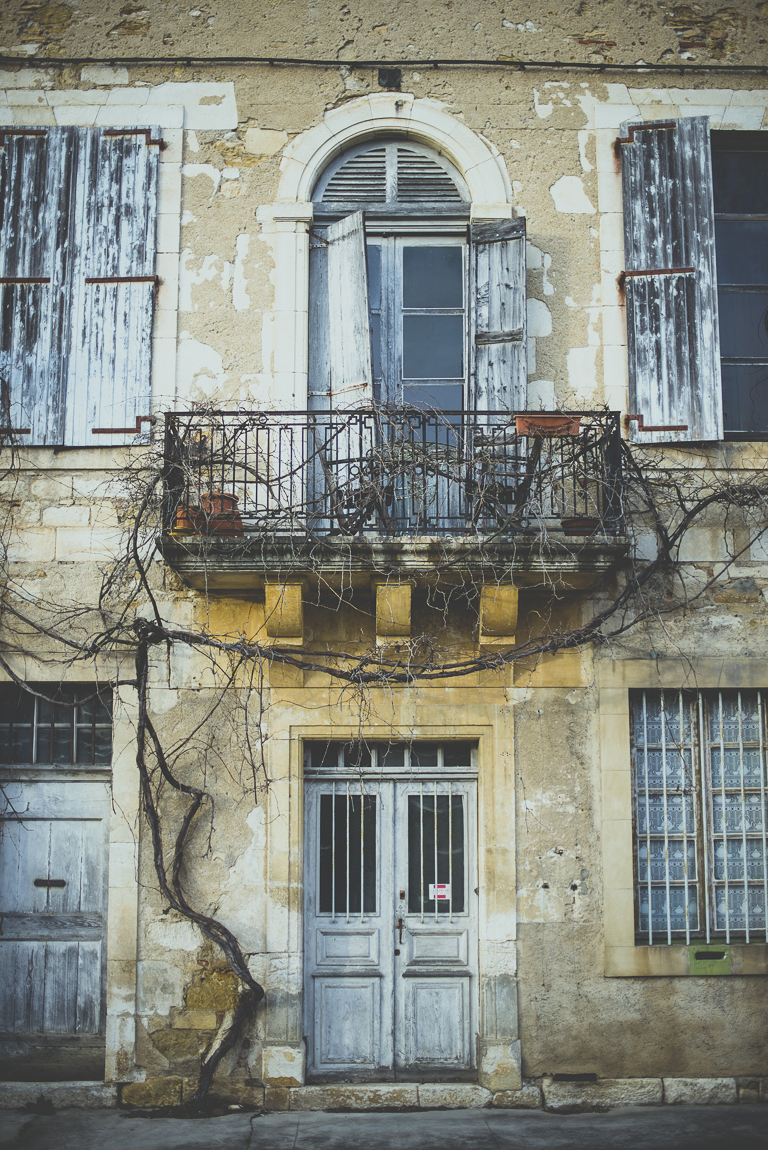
[1,1105,767,1150]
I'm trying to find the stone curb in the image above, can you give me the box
[1,1076,766,1111]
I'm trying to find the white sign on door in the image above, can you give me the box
[428,883,451,900]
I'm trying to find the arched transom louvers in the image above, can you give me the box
[313,141,469,212]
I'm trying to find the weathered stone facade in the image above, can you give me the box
[1,0,768,1110]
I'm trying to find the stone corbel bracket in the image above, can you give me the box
[371,577,415,647]
[264,579,306,644]
[479,583,518,646]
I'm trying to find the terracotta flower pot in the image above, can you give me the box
[172,505,204,534]
[515,414,582,437]
[561,516,601,536]
[200,492,244,537]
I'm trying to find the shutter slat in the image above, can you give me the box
[621,116,722,443]
[396,148,464,203]
[471,218,527,411]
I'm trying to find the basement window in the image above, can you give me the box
[631,690,768,944]
[0,683,113,767]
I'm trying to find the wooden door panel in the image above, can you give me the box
[403,978,470,1067]
[315,977,382,1069]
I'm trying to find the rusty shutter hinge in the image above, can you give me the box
[615,121,677,146]
[0,277,50,285]
[619,267,694,290]
[85,275,159,286]
[92,415,154,436]
[104,128,167,150]
[627,414,689,433]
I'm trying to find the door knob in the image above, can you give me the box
[396,916,404,944]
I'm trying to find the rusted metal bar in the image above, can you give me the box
[616,121,676,146]
[0,277,50,285]
[85,275,159,285]
[628,413,689,433]
[104,128,167,149]
[621,267,695,279]
[0,129,47,143]
[0,427,31,435]
[92,415,154,435]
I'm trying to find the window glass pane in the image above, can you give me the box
[305,742,343,771]
[639,886,698,933]
[367,244,381,309]
[318,793,376,915]
[708,692,762,742]
[401,384,463,413]
[718,291,768,358]
[410,743,439,768]
[715,886,766,932]
[343,742,372,770]
[721,363,768,434]
[78,694,112,725]
[403,247,463,309]
[402,315,463,379]
[92,727,113,765]
[713,150,768,214]
[370,312,382,381]
[374,744,405,768]
[407,793,464,914]
[714,838,766,882]
[443,742,475,767]
[638,839,696,882]
[715,221,768,285]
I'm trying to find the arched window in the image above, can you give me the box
[308,139,526,414]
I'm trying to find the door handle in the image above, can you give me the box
[396,916,404,944]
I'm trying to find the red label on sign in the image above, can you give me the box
[428,883,451,900]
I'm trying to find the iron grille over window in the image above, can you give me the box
[0,683,113,766]
[631,690,768,944]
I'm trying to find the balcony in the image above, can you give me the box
[158,408,628,591]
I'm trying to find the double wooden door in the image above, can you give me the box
[304,777,477,1081]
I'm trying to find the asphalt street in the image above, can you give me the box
[1,1105,767,1150]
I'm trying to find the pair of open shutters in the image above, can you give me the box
[322,211,528,412]
[621,115,723,443]
[0,126,159,446]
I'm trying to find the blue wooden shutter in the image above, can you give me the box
[470,217,527,412]
[326,211,372,407]
[620,116,722,443]
[0,128,81,445]
[65,129,159,447]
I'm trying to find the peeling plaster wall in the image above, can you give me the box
[2,0,768,1094]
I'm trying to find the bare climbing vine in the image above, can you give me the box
[1,404,768,1105]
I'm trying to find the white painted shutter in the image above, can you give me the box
[620,116,722,443]
[471,218,527,411]
[66,129,159,447]
[326,211,373,407]
[0,128,78,445]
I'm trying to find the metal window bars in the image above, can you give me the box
[632,690,768,944]
[163,408,624,539]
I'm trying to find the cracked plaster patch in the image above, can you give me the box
[550,175,595,214]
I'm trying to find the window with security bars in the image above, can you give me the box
[631,690,768,944]
[0,683,112,767]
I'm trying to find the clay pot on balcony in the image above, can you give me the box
[172,505,204,534]
[200,491,244,537]
[561,515,601,536]
[515,414,582,437]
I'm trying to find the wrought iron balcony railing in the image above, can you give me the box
[162,408,623,540]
